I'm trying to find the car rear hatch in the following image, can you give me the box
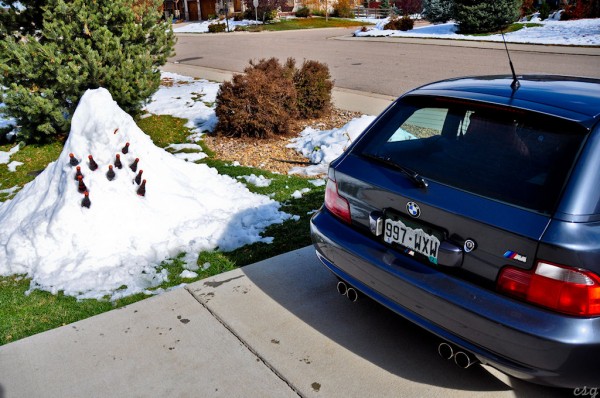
[330,95,589,285]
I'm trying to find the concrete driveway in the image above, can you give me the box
[0,247,571,397]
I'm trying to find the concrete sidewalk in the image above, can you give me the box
[0,247,568,397]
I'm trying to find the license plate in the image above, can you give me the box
[383,213,442,264]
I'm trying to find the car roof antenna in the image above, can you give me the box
[501,28,520,91]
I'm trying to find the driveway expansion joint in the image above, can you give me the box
[184,284,304,398]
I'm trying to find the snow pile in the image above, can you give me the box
[0,143,23,174]
[173,19,262,34]
[505,18,600,45]
[166,143,208,162]
[543,10,566,21]
[0,185,19,198]
[239,174,272,187]
[353,18,600,46]
[144,72,219,140]
[0,144,20,166]
[6,160,23,172]
[308,179,326,187]
[0,88,291,300]
[287,115,376,176]
[179,270,198,279]
[291,188,310,199]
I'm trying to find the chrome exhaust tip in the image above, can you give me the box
[336,281,348,296]
[454,351,478,369]
[437,342,454,360]
[346,287,359,302]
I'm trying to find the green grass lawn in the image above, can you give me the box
[0,114,325,345]
[466,22,544,37]
[238,16,371,32]
[0,141,63,202]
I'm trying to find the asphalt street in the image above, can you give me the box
[171,27,600,97]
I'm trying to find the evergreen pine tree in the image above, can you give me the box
[0,0,45,39]
[0,0,175,143]
[380,0,392,16]
[422,0,454,23]
[454,0,522,34]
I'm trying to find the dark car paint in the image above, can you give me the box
[556,126,600,222]
[411,75,600,123]
[310,75,600,387]
[311,209,600,387]
[335,156,545,277]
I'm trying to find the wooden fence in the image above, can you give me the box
[353,7,388,19]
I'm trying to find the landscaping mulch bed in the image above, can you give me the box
[202,107,363,175]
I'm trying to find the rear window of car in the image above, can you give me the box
[357,95,587,214]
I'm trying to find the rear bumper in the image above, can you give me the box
[310,209,600,388]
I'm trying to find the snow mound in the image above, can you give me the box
[353,18,600,46]
[0,88,290,300]
[287,115,376,176]
[239,174,272,187]
[172,19,262,34]
[0,144,20,165]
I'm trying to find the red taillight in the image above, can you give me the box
[324,178,351,224]
[497,261,600,317]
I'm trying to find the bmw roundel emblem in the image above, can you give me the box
[406,202,421,218]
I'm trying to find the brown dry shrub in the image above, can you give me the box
[215,61,298,138]
[293,60,333,119]
[562,1,600,19]
[215,57,334,138]
[520,0,535,17]
[246,57,296,85]
[384,14,414,31]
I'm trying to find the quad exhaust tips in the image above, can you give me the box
[336,281,359,302]
[438,342,479,369]
[454,351,477,369]
[437,342,454,360]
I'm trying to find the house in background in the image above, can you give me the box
[163,0,245,20]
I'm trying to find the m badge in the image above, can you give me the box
[504,250,527,263]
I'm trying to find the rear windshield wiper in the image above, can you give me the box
[365,154,428,189]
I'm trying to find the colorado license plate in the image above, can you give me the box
[383,214,442,263]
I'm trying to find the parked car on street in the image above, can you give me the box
[310,75,600,388]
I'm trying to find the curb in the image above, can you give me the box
[331,34,600,56]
